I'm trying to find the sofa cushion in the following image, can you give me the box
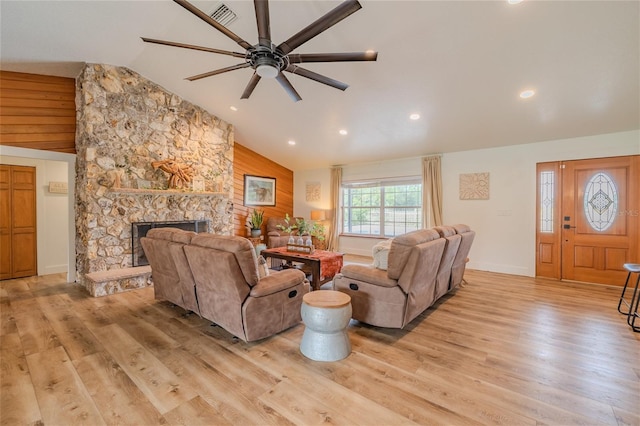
[339,264,398,288]
[372,239,392,270]
[387,229,441,280]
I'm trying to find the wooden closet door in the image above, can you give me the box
[0,166,11,279]
[0,164,37,279]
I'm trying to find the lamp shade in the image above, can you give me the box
[311,210,326,221]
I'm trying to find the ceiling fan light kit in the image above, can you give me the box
[142,0,377,101]
[256,64,278,79]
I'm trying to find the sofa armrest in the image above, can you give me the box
[268,231,281,236]
[338,264,398,288]
[250,269,306,297]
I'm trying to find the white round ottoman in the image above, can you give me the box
[300,290,352,362]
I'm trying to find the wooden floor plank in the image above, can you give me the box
[11,297,61,356]
[0,288,17,336]
[35,293,102,361]
[72,350,166,425]
[0,333,42,425]
[26,346,105,425]
[91,323,198,415]
[415,358,616,425]
[159,346,289,425]
[258,378,358,425]
[162,395,233,426]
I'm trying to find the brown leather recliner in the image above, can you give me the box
[266,216,303,248]
[433,225,462,300]
[140,228,200,314]
[450,224,476,290]
[184,234,310,341]
[333,229,446,328]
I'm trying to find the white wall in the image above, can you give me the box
[442,130,639,276]
[0,146,76,280]
[294,130,640,275]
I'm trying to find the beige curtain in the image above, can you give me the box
[422,155,443,228]
[327,166,342,251]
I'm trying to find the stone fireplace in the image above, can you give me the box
[75,64,234,296]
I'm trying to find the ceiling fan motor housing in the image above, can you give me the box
[250,46,287,78]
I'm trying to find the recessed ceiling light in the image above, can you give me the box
[507,0,523,4]
[519,89,535,99]
[229,106,238,111]
[288,140,296,146]
[339,129,348,135]
[410,113,420,120]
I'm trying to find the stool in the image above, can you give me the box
[300,290,352,361]
[617,263,640,332]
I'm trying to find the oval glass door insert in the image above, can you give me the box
[583,172,618,231]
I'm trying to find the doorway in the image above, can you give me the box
[536,155,639,286]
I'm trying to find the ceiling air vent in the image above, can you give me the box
[209,3,238,27]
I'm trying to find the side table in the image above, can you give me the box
[300,290,352,362]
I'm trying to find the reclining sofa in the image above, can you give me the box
[333,224,475,328]
[141,228,310,342]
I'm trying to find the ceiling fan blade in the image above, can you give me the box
[254,0,271,48]
[288,51,378,63]
[285,65,348,91]
[276,73,302,102]
[186,63,251,81]
[174,0,252,50]
[141,37,246,58]
[278,0,362,55]
[241,73,262,99]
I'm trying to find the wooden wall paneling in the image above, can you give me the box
[233,144,293,237]
[0,71,76,154]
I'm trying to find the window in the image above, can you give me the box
[539,170,554,233]
[341,179,422,237]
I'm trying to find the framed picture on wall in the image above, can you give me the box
[244,174,276,206]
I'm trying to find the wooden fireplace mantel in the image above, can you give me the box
[109,188,224,196]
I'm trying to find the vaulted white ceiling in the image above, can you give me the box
[1,1,638,171]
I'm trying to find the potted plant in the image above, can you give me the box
[310,222,327,250]
[277,214,298,244]
[295,218,311,236]
[248,209,264,237]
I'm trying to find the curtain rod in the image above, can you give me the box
[331,153,442,169]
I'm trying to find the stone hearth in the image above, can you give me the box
[75,64,234,296]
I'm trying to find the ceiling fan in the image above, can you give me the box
[142,0,378,102]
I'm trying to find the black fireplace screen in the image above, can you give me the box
[132,220,209,266]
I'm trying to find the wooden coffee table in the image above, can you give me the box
[260,247,344,291]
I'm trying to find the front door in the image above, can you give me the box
[536,155,639,286]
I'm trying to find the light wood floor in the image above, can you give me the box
[1,268,639,425]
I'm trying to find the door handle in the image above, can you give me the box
[563,224,576,229]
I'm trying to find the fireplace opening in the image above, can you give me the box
[132,220,209,266]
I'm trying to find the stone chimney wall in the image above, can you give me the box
[75,64,234,294]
